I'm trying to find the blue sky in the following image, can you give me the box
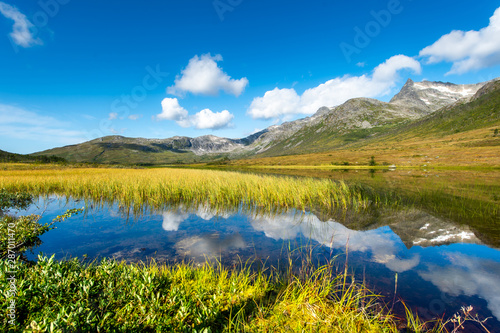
[1,0,500,154]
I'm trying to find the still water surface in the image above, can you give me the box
[22,192,500,331]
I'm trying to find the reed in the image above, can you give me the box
[0,167,375,214]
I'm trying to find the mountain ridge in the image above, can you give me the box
[31,78,497,164]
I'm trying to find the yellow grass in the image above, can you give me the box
[0,166,371,214]
[228,127,500,168]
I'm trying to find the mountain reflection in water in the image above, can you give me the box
[23,197,500,328]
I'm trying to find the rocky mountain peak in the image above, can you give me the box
[470,78,500,101]
[390,79,486,113]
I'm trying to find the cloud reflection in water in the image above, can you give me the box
[162,205,232,231]
[418,253,500,320]
[250,212,421,273]
[160,208,421,272]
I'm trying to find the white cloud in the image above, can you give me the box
[128,114,141,120]
[156,98,189,122]
[0,2,41,47]
[0,103,86,152]
[189,109,233,130]
[109,113,141,121]
[247,55,421,120]
[0,104,64,127]
[155,98,233,130]
[109,127,126,134]
[82,114,96,120]
[419,7,500,75]
[167,54,248,97]
[245,88,300,120]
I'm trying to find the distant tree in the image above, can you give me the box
[369,156,376,166]
[494,128,499,137]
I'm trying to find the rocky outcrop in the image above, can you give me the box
[390,78,486,113]
[189,135,243,155]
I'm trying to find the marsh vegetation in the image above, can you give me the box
[1,163,498,332]
[0,166,378,215]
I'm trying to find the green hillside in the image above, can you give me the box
[361,80,500,147]
[258,81,500,157]
[254,99,418,157]
[0,149,66,163]
[32,136,214,165]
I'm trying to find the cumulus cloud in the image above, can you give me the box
[244,88,300,120]
[189,109,234,130]
[167,54,248,97]
[0,2,41,47]
[247,55,421,120]
[155,98,233,130]
[157,98,189,122]
[419,7,500,75]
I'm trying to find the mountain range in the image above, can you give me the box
[32,78,499,165]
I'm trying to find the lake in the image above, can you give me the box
[16,168,500,331]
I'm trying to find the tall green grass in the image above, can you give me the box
[2,255,485,332]
[0,255,409,332]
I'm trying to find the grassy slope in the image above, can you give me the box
[33,136,207,165]
[258,100,415,158]
[366,80,500,145]
[233,81,500,167]
[0,149,65,163]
